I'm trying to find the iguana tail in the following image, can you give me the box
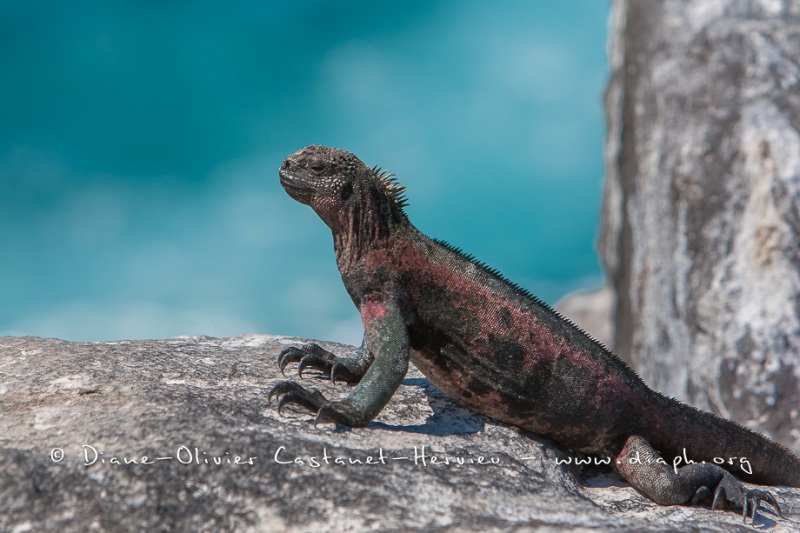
[647,394,800,487]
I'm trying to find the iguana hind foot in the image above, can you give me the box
[616,435,781,523]
[710,477,781,523]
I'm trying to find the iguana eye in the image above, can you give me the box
[310,163,325,174]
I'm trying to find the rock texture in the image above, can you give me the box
[600,0,800,449]
[2,335,798,531]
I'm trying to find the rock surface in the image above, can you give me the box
[600,0,800,448]
[1,335,798,532]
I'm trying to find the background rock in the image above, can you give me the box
[1,335,797,531]
[600,0,800,450]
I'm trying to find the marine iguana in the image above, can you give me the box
[269,145,800,522]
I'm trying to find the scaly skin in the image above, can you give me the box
[269,145,800,522]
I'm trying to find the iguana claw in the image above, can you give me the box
[268,379,371,427]
[742,488,781,523]
[329,362,349,385]
[711,484,726,511]
[278,344,338,379]
[690,486,712,506]
[277,343,370,384]
[314,405,338,428]
[268,380,328,416]
[277,345,326,377]
[297,354,334,380]
[710,475,781,523]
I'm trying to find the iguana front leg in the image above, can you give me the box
[278,337,373,383]
[269,295,409,426]
[615,435,781,523]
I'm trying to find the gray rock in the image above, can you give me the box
[1,335,797,531]
[600,0,800,449]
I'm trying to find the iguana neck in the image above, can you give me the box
[332,195,407,270]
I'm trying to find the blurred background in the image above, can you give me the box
[0,1,608,345]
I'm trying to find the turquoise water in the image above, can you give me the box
[0,1,608,344]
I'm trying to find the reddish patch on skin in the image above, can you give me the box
[360,294,388,328]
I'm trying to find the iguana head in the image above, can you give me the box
[279,145,407,235]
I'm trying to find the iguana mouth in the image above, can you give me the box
[278,169,308,188]
[279,168,314,200]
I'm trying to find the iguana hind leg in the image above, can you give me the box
[615,435,781,523]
